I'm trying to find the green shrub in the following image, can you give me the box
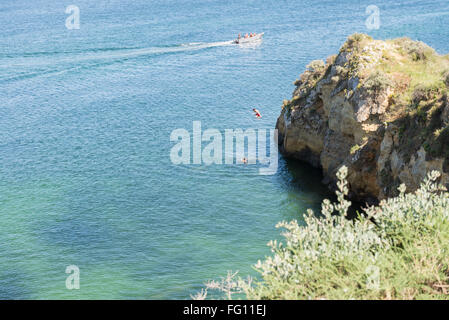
[429,125,449,160]
[412,83,446,104]
[402,39,435,61]
[412,84,432,104]
[364,71,393,96]
[443,70,449,87]
[197,167,449,300]
[306,60,325,73]
[342,33,373,51]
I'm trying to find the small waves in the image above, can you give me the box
[0,40,236,83]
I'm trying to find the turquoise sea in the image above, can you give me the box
[1,0,448,299]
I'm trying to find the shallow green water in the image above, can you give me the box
[1,0,448,299]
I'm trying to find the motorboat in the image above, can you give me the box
[233,33,264,44]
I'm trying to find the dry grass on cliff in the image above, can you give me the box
[197,167,449,300]
[284,34,449,119]
[339,35,449,113]
[373,37,449,112]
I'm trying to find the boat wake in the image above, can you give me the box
[0,40,236,83]
[99,40,234,59]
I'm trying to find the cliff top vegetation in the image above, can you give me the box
[283,33,449,174]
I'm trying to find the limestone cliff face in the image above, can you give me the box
[277,34,449,202]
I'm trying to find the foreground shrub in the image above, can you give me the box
[197,167,449,300]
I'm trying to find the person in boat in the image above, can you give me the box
[245,33,249,38]
[252,108,261,118]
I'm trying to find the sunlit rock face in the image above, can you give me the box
[277,34,449,202]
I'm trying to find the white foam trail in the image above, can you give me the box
[0,40,236,82]
[8,40,235,65]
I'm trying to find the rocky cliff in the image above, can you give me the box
[277,34,449,202]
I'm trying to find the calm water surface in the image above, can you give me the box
[0,0,448,299]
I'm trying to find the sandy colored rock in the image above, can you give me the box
[277,34,449,202]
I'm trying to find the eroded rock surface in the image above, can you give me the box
[277,34,449,202]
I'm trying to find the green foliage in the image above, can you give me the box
[394,38,436,61]
[409,45,433,61]
[306,60,325,73]
[290,60,328,106]
[289,35,448,121]
[364,71,393,96]
[199,168,449,300]
[412,84,433,104]
[246,168,449,300]
[412,82,447,105]
[428,126,449,165]
[341,33,373,52]
[377,38,449,114]
[443,70,449,87]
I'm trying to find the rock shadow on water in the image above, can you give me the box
[277,156,364,221]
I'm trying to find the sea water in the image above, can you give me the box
[1,0,448,299]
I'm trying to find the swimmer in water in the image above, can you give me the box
[252,108,261,118]
[242,157,248,164]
